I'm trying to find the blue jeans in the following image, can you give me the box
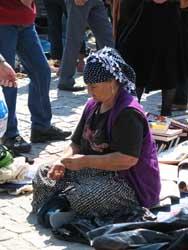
[0,25,52,138]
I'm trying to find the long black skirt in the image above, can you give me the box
[116,1,187,91]
[32,166,139,216]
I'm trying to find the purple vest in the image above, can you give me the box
[84,88,161,208]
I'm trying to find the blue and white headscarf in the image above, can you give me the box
[84,47,136,94]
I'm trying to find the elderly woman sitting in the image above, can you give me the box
[32,47,161,217]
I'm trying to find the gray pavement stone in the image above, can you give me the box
[1,237,38,250]
[0,73,162,250]
[4,222,32,234]
[22,230,53,249]
[0,229,17,242]
[0,246,9,250]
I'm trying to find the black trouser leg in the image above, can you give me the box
[174,80,188,105]
[43,0,67,60]
[161,88,176,116]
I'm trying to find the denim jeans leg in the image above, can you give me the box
[17,25,52,130]
[0,25,19,138]
[59,0,90,87]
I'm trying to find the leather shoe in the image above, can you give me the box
[58,84,85,92]
[31,125,72,143]
[2,135,31,154]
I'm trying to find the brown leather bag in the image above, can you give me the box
[180,0,188,9]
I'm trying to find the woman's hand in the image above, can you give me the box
[61,154,86,171]
[74,0,88,6]
[48,162,65,180]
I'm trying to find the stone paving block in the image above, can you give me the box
[0,199,10,208]
[42,241,93,250]
[22,230,55,249]
[50,141,68,148]
[0,214,13,228]
[62,115,81,123]
[9,195,33,213]
[42,233,93,249]
[42,245,67,250]
[0,229,17,242]
[4,221,32,234]
[0,245,8,250]
[55,121,77,129]
[45,145,65,155]
[1,237,38,250]
[1,206,29,223]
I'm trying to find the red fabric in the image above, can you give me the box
[0,0,36,25]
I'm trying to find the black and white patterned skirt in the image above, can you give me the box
[32,165,139,216]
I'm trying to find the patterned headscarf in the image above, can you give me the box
[84,47,136,94]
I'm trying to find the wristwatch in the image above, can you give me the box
[0,54,6,64]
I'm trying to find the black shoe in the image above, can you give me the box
[58,84,85,92]
[2,135,31,154]
[31,125,72,143]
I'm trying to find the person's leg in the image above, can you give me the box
[61,14,67,48]
[173,10,188,110]
[161,88,176,116]
[105,2,112,23]
[58,0,90,90]
[43,0,67,60]
[17,25,71,142]
[173,80,188,109]
[0,25,32,153]
[88,0,114,49]
[0,25,19,138]
[76,39,86,73]
[66,175,139,216]
[17,25,52,130]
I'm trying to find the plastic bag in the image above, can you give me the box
[0,88,8,138]
[52,206,188,249]
[88,208,188,250]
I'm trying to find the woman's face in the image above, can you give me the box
[87,79,118,103]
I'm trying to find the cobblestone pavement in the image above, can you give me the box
[0,72,162,250]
